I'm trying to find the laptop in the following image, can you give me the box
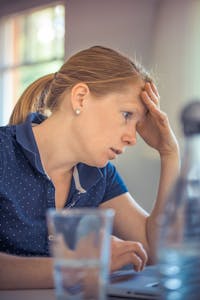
[107,265,161,299]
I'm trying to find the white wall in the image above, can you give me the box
[66,0,159,65]
[152,0,200,136]
[66,0,200,212]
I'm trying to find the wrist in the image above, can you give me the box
[159,148,181,175]
[159,143,180,160]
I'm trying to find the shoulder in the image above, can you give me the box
[100,162,128,202]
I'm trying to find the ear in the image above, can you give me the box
[70,83,90,113]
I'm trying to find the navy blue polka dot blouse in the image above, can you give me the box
[0,113,128,257]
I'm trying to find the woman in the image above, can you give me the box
[0,46,179,289]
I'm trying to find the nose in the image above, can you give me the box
[122,125,137,146]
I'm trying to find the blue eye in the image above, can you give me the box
[122,112,133,121]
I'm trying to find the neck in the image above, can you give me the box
[32,114,78,177]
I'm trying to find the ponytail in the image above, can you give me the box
[9,74,54,125]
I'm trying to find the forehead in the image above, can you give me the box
[116,80,147,115]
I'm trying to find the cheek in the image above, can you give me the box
[80,111,120,146]
[86,114,109,135]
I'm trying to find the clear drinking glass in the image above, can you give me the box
[47,208,115,300]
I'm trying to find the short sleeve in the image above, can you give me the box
[101,162,128,203]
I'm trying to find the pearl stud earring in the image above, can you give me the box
[75,108,81,115]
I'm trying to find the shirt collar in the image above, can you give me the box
[73,164,103,193]
[15,113,103,192]
[16,113,47,175]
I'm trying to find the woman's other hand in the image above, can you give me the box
[110,235,148,272]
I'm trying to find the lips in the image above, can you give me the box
[110,147,123,155]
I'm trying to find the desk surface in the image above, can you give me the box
[0,289,145,300]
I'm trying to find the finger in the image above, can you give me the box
[123,252,143,272]
[111,251,143,272]
[121,242,148,264]
[141,91,160,115]
[130,243,148,270]
[151,81,160,98]
[141,91,168,126]
[113,240,141,255]
[116,241,148,270]
[145,82,159,106]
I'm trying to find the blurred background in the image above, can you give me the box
[0,0,200,211]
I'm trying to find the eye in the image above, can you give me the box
[122,111,133,122]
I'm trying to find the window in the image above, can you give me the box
[0,4,65,125]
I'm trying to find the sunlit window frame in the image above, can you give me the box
[0,1,66,125]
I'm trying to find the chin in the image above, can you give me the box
[96,161,109,168]
[86,158,109,168]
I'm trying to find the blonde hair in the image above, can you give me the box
[9,46,151,125]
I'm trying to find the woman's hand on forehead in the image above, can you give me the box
[136,81,179,155]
